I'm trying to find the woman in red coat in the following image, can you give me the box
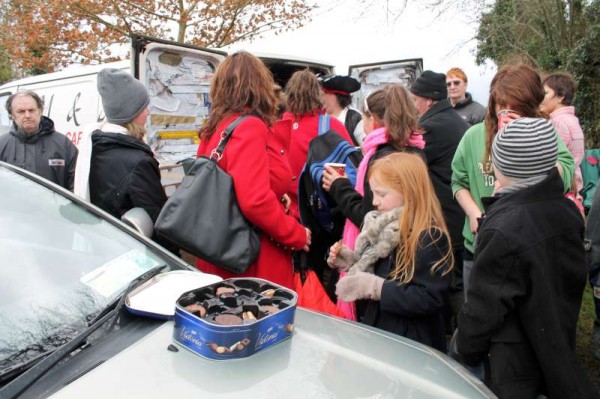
[281,69,353,220]
[196,52,311,289]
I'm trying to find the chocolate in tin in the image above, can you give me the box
[173,278,296,360]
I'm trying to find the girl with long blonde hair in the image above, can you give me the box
[328,152,453,351]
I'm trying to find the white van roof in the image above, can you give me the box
[0,60,130,91]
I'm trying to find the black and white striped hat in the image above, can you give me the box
[491,117,558,180]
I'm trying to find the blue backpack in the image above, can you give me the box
[298,115,362,235]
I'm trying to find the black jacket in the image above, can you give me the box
[457,169,597,398]
[420,100,468,252]
[453,92,486,126]
[329,143,425,227]
[0,116,78,190]
[89,131,166,223]
[361,229,451,352]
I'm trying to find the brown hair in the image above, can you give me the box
[284,69,321,116]
[484,64,545,162]
[6,91,44,117]
[369,153,454,284]
[362,89,386,124]
[383,85,420,146]
[446,67,468,83]
[200,51,278,137]
[543,72,576,106]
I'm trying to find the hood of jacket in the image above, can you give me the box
[91,130,154,156]
[9,116,55,144]
[419,99,453,124]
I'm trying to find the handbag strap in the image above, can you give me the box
[210,115,250,161]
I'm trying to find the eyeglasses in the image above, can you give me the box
[446,80,462,87]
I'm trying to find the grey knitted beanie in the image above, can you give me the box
[492,117,558,180]
[97,68,150,124]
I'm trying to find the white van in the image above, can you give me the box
[0,35,422,190]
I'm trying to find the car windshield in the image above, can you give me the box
[0,166,176,376]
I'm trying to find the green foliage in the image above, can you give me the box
[567,0,600,148]
[475,0,600,147]
[0,49,14,84]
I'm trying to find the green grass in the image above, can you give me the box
[576,284,600,391]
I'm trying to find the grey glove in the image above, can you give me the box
[327,244,356,272]
[335,271,385,302]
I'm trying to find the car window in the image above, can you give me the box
[0,166,178,375]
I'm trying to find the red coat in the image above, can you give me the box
[281,110,352,220]
[195,114,307,289]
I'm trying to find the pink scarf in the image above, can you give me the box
[342,127,425,249]
[337,127,425,320]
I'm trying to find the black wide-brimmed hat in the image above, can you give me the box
[319,74,361,95]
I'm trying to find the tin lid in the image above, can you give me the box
[126,270,222,319]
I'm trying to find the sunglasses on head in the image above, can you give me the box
[446,80,462,87]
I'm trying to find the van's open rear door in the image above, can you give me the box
[348,59,423,110]
[131,35,226,169]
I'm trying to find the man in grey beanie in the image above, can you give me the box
[456,118,595,397]
[74,68,177,255]
[410,70,470,331]
[97,68,150,125]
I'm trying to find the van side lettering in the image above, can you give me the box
[66,131,83,146]
[66,93,82,126]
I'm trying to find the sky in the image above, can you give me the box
[226,0,496,105]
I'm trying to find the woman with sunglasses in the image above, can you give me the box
[446,67,486,126]
[451,64,575,299]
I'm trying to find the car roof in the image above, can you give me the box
[49,309,492,398]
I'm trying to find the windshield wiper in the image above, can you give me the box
[0,264,167,399]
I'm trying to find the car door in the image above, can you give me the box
[348,59,423,111]
[131,35,227,167]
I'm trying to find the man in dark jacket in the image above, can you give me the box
[457,118,597,398]
[410,70,469,324]
[0,91,78,190]
[446,67,486,126]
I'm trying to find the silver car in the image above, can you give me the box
[0,162,495,398]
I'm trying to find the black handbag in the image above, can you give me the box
[155,116,260,273]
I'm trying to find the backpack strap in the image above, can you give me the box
[318,114,330,136]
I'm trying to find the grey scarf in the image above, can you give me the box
[348,207,402,275]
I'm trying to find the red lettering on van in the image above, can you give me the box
[65,131,83,146]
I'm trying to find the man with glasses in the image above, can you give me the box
[446,68,486,126]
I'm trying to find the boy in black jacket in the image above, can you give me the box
[456,118,598,398]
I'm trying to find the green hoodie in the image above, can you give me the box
[451,122,575,254]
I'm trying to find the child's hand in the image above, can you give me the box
[327,241,353,271]
[336,271,384,301]
[321,165,347,192]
